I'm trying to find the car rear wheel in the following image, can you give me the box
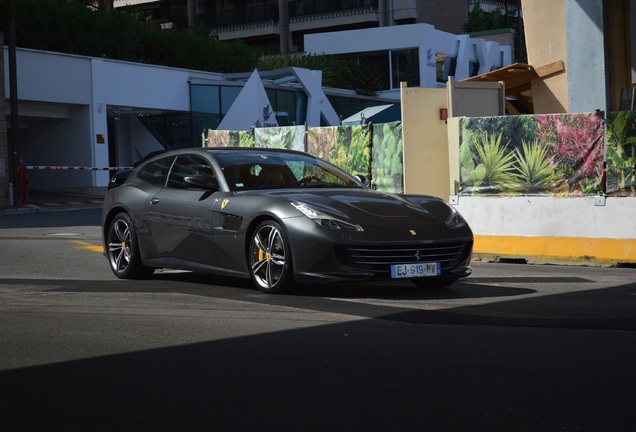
[107,212,154,279]
[249,221,296,294]
[411,276,458,289]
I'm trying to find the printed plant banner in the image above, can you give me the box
[606,111,636,196]
[254,126,305,151]
[203,129,253,147]
[371,122,403,193]
[459,113,604,196]
[205,123,394,192]
[306,125,372,181]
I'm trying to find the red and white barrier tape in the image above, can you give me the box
[25,166,134,171]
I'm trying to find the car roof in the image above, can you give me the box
[149,147,319,164]
[204,147,311,156]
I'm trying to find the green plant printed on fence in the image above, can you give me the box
[459,113,604,196]
[606,111,636,196]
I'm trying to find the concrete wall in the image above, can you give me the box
[453,195,636,265]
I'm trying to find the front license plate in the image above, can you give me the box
[390,262,441,279]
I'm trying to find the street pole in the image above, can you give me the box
[8,0,20,206]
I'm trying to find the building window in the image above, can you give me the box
[190,84,243,134]
[139,113,192,150]
[265,88,308,126]
[221,86,242,115]
[190,84,308,132]
[355,52,391,89]
[340,48,419,91]
[391,48,420,88]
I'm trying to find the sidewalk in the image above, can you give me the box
[0,190,104,215]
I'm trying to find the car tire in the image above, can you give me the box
[248,220,296,294]
[106,212,154,279]
[411,276,458,289]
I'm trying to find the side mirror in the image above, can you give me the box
[184,174,219,191]
[355,174,368,186]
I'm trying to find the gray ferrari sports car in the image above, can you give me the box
[101,147,473,293]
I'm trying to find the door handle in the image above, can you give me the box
[150,198,160,205]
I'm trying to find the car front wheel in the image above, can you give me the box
[107,212,154,279]
[248,221,296,294]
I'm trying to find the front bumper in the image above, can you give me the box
[283,217,474,285]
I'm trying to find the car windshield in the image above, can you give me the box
[211,149,366,191]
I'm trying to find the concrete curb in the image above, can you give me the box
[0,206,47,216]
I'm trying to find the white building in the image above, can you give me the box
[306,23,512,100]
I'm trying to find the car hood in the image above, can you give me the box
[262,189,452,227]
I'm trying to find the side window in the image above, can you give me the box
[136,157,173,186]
[223,164,258,190]
[167,154,217,189]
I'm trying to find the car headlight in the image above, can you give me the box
[291,201,363,231]
[446,205,467,229]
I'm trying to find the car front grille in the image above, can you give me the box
[339,241,471,273]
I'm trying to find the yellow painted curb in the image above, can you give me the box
[72,240,104,253]
[474,235,636,264]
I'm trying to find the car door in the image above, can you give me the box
[144,154,221,267]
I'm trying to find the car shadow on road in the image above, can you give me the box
[146,270,538,300]
[296,280,537,300]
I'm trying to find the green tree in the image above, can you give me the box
[0,0,259,72]
[464,3,508,33]
[256,54,384,96]
[463,2,525,62]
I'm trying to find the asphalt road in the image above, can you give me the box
[1,208,635,432]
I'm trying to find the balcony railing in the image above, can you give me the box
[289,0,378,17]
[208,0,379,28]
[208,4,279,28]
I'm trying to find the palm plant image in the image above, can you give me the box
[467,133,517,193]
[512,140,563,193]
